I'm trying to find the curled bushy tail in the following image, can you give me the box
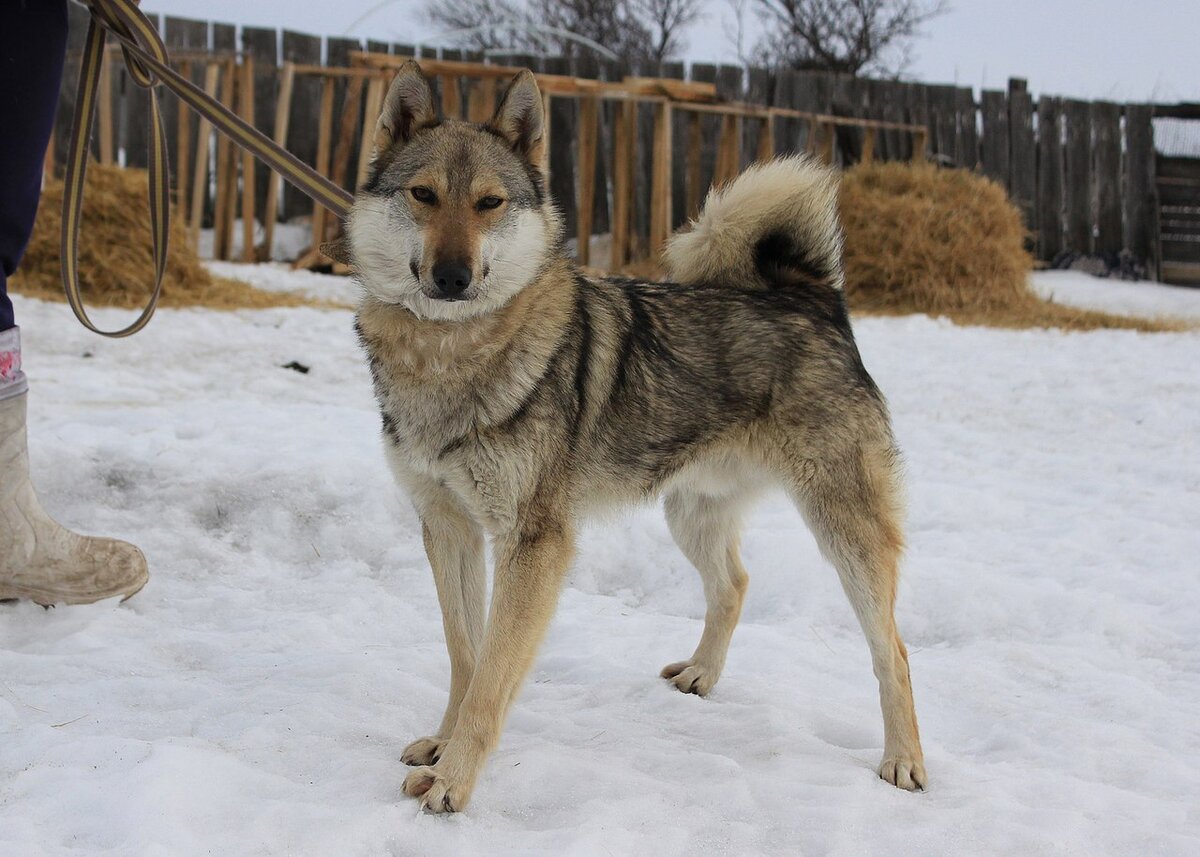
[664,155,844,291]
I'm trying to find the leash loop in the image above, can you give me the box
[62,0,355,337]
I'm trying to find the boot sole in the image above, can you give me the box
[0,575,148,607]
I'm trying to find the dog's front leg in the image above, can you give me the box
[400,492,487,768]
[402,519,575,813]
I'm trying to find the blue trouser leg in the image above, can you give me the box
[0,0,69,332]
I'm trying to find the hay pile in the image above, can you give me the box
[838,162,1173,331]
[10,164,312,310]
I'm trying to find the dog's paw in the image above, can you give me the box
[401,736,447,767]
[402,765,470,814]
[660,659,719,696]
[879,753,926,791]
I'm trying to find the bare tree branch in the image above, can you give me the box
[424,0,701,63]
[753,0,947,75]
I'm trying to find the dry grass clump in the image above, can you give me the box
[838,161,1176,331]
[10,164,314,310]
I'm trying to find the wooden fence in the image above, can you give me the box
[50,7,1178,279]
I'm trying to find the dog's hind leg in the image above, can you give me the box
[400,478,487,768]
[788,440,926,790]
[660,488,751,696]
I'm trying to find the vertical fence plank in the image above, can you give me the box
[579,55,611,236]
[1092,101,1123,256]
[263,63,295,260]
[905,83,930,161]
[929,85,958,163]
[1063,99,1093,253]
[330,74,364,190]
[956,87,978,168]
[690,63,719,200]
[241,26,278,227]
[1036,96,1064,261]
[658,60,688,228]
[117,11,160,170]
[356,73,385,190]
[1008,83,1037,239]
[745,67,772,169]
[685,111,703,219]
[175,59,193,217]
[1123,104,1157,275]
[861,127,876,163]
[189,63,222,251]
[576,95,598,265]
[281,31,322,220]
[715,114,742,184]
[543,57,577,239]
[649,103,673,255]
[865,79,901,160]
[55,2,91,170]
[162,17,208,180]
[611,99,635,269]
[213,58,237,259]
[240,56,257,262]
[310,76,337,256]
[771,70,797,153]
[980,90,1009,183]
[212,21,236,53]
[213,28,239,257]
[327,36,364,189]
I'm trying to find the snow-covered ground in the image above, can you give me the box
[1030,269,1200,322]
[2,270,1199,856]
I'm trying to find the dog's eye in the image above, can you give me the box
[477,196,504,211]
[410,186,437,204]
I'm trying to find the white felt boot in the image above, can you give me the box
[0,390,148,605]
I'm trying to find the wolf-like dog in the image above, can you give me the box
[350,62,926,813]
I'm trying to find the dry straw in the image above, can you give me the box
[838,162,1179,331]
[10,165,317,311]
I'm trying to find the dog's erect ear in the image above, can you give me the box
[487,70,545,165]
[374,61,437,154]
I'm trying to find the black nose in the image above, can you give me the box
[431,263,472,297]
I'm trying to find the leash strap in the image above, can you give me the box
[63,0,356,337]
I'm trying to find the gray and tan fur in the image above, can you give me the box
[351,61,926,813]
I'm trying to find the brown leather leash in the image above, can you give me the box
[63,0,356,337]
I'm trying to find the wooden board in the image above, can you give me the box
[649,102,673,254]
[610,100,635,269]
[1091,101,1123,255]
[281,30,322,220]
[745,67,773,168]
[575,96,598,265]
[543,57,577,239]
[980,90,1009,182]
[189,63,221,251]
[240,57,257,262]
[263,63,296,261]
[1123,104,1157,273]
[1063,99,1093,253]
[955,87,978,169]
[1008,87,1036,239]
[1036,96,1064,261]
[241,26,280,226]
[160,16,207,181]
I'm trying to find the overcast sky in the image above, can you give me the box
[142,0,1199,102]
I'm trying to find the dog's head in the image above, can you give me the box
[349,62,561,321]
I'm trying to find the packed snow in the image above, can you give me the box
[1,270,1198,856]
[1029,269,1200,322]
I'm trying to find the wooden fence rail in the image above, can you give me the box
[50,7,1179,279]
